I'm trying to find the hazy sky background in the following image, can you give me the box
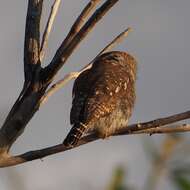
[0,0,190,190]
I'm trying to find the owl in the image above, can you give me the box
[63,51,137,147]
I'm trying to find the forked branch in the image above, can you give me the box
[42,0,119,83]
[0,0,121,156]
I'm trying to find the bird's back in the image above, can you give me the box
[64,51,137,146]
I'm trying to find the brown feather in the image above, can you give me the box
[64,51,137,147]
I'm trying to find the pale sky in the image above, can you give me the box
[0,1,190,190]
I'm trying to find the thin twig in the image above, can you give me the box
[40,0,61,62]
[134,124,190,134]
[40,72,80,105]
[97,27,133,56]
[40,28,132,105]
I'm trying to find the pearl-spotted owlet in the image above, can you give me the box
[63,51,137,147]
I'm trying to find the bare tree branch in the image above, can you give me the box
[42,0,119,84]
[40,27,132,105]
[114,110,190,136]
[96,27,133,56]
[24,0,43,82]
[133,124,190,135]
[0,111,189,167]
[5,0,44,124]
[40,72,80,105]
[61,0,101,49]
[40,0,61,62]
[0,0,45,154]
[0,92,42,154]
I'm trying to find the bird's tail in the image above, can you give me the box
[63,123,87,147]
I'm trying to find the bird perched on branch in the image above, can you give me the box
[63,51,137,147]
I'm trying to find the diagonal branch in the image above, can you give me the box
[40,27,132,105]
[0,111,190,167]
[40,72,80,105]
[24,0,43,82]
[40,0,61,62]
[95,27,133,56]
[61,0,101,49]
[42,0,119,84]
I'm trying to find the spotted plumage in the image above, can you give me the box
[63,51,137,147]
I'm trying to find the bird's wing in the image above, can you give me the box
[70,68,98,124]
[82,66,121,124]
[70,65,117,125]
[71,51,136,125]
